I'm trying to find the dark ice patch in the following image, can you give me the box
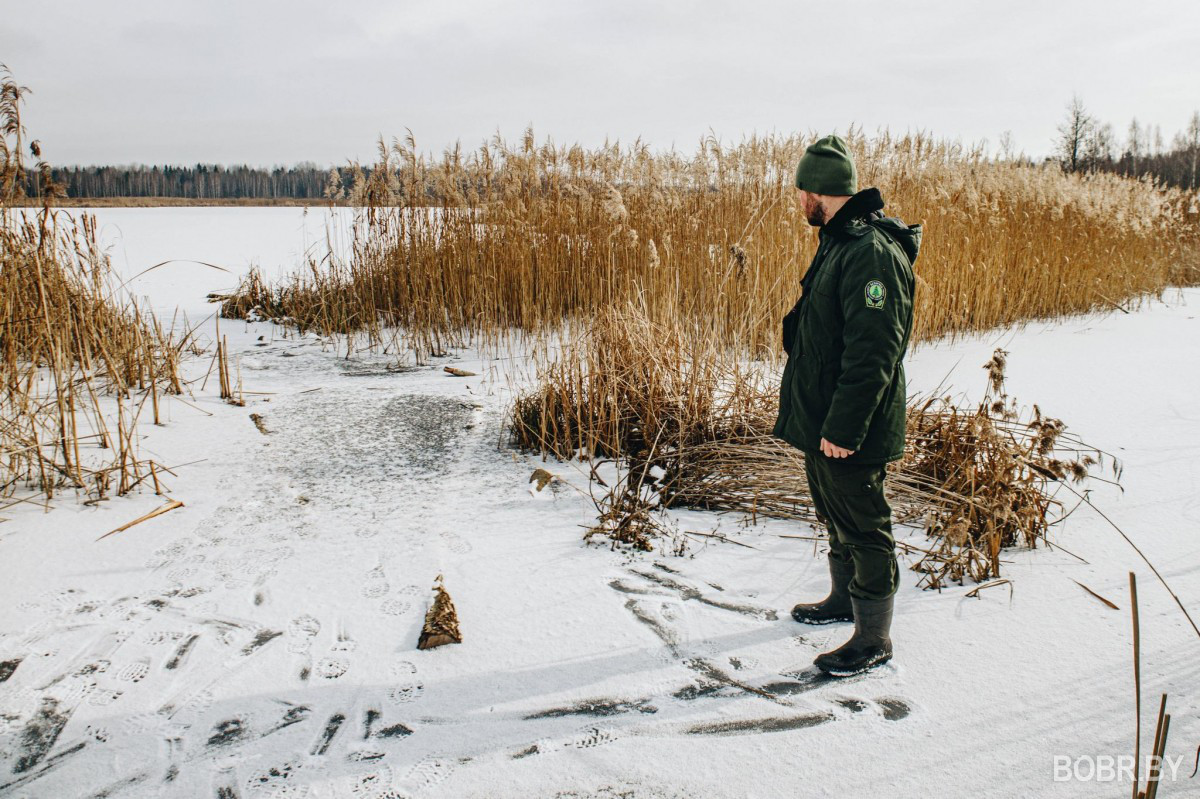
[206,718,249,749]
[239,629,282,657]
[13,697,72,774]
[877,698,911,721]
[0,657,22,683]
[631,569,777,620]
[310,713,345,755]
[672,680,737,701]
[164,634,199,670]
[512,743,540,759]
[374,723,413,740]
[606,579,671,597]
[262,703,311,738]
[363,708,381,739]
[621,598,682,657]
[524,698,658,719]
[684,712,835,736]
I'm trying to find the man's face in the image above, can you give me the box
[797,189,826,227]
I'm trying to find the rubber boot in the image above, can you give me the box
[813,594,894,677]
[790,557,854,624]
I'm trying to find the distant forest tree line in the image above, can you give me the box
[17,107,1200,202]
[1056,97,1200,189]
[22,163,344,201]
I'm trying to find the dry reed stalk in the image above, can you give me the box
[1073,580,1120,610]
[95,498,184,541]
[1143,693,1170,799]
[1131,572,1143,799]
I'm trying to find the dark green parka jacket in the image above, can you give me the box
[772,187,921,464]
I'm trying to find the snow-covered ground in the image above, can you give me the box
[1,210,1198,798]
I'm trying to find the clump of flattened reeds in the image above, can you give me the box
[1,66,189,504]
[208,266,276,321]
[580,442,691,556]
[892,350,1116,587]
[510,306,1114,586]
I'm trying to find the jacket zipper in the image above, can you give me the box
[795,237,829,359]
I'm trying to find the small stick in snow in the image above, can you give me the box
[1094,291,1131,314]
[684,530,758,550]
[96,499,184,541]
[1130,572,1141,799]
[1072,579,1119,610]
[443,366,476,377]
[1145,693,1170,799]
[1065,486,1200,640]
[964,578,1012,599]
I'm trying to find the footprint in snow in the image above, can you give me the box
[88,687,123,707]
[286,614,321,654]
[439,530,473,554]
[387,660,424,704]
[349,767,397,798]
[380,596,413,616]
[361,564,390,600]
[245,759,307,794]
[569,725,620,749]
[166,567,197,583]
[316,622,355,680]
[380,584,421,615]
[116,658,151,684]
[400,755,457,791]
[142,629,185,646]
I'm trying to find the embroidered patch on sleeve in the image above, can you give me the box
[865,280,886,309]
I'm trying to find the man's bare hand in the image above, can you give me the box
[820,437,855,459]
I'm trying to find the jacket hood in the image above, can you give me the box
[871,215,922,266]
[824,187,921,266]
[825,187,885,231]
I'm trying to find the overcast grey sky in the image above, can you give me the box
[2,0,1198,166]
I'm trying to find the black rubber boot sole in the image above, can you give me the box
[790,607,854,625]
[814,648,893,677]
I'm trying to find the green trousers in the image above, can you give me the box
[803,451,900,601]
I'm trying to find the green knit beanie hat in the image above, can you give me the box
[794,134,857,195]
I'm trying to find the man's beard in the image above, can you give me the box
[805,200,827,227]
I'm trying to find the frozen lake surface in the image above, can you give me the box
[1,209,1197,797]
[29,206,360,318]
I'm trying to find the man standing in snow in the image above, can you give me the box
[772,135,920,677]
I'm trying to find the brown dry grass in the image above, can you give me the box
[1,67,191,504]
[510,305,1114,586]
[8,197,348,208]
[219,128,1200,360]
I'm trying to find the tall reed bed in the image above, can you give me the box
[213,127,1184,580]
[220,129,1199,359]
[1,68,188,504]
